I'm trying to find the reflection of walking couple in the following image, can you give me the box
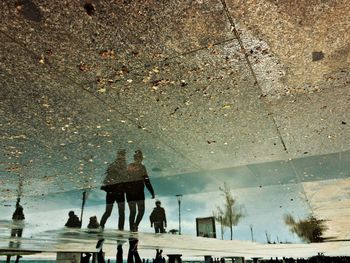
[100,149,155,231]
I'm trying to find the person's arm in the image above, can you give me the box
[144,177,155,198]
[143,166,155,198]
[163,208,167,228]
[150,211,154,227]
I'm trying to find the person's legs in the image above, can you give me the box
[134,200,145,228]
[115,186,125,231]
[97,250,105,263]
[116,244,123,263]
[11,228,16,237]
[128,201,136,231]
[117,201,125,230]
[96,239,105,263]
[128,239,139,263]
[127,247,134,263]
[100,193,114,228]
[134,250,142,263]
[6,255,11,263]
[81,253,92,263]
[15,255,22,263]
[154,222,160,233]
[160,224,165,233]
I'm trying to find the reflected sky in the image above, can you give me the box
[1,150,349,247]
[0,185,307,243]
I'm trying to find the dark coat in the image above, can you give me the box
[65,215,81,228]
[150,207,166,224]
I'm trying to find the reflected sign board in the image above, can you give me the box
[196,217,216,238]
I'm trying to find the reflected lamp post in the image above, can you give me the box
[176,194,183,235]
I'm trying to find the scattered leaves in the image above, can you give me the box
[99,50,115,58]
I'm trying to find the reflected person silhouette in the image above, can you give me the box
[150,200,167,233]
[87,216,100,229]
[6,198,25,263]
[126,150,155,232]
[100,149,127,230]
[65,211,81,228]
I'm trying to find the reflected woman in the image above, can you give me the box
[126,150,155,232]
[100,149,127,230]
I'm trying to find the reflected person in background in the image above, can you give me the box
[126,150,155,232]
[150,200,167,233]
[65,211,81,228]
[87,216,100,229]
[6,198,25,263]
[100,149,127,230]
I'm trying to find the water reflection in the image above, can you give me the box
[126,150,155,232]
[0,182,310,243]
[150,200,167,233]
[213,183,244,240]
[284,214,328,243]
[65,211,81,228]
[87,216,100,229]
[100,149,155,232]
[95,237,144,263]
[6,198,25,263]
[100,149,127,230]
[0,150,349,256]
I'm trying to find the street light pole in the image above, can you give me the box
[176,194,183,235]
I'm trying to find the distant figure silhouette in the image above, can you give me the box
[7,198,25,263]
[150,200,166,233]
[65,211,81,228]
[100,149,127,230]
[87,216,100,229]
[126,150,155,232]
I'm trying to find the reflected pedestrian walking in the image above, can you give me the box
[6,198,25,263]
[100,149,127,230]
[150,200,166,233]
[126,150,155,232]
[87,216,100,229]
[65,211,81,228]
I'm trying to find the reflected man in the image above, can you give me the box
[150,200,167,233]
[7,198,25,263]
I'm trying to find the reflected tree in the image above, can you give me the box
[284,214,327,243]
[213,208,225,240]
[213,183,244,240]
